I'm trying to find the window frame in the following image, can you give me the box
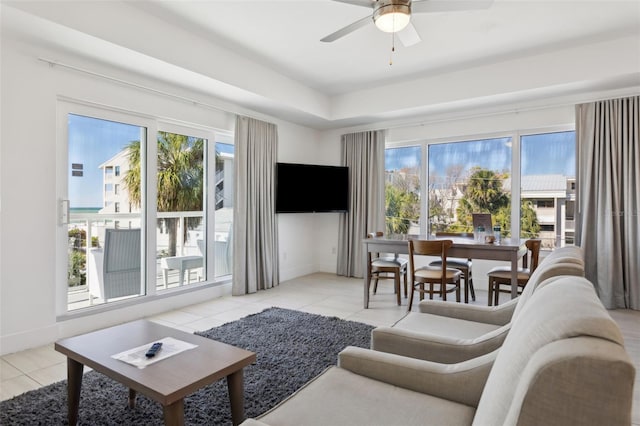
[56,100,229,318]
[385,124,575,242]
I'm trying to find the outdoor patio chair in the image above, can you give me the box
[88,228,142,302]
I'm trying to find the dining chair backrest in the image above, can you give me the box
[366,231,384,263]
[408,239,453,270]
[523,239,542,273]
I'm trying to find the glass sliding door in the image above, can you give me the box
[214,140,234,277]
[61,103,233,313]
[66,113,146,310]
[155,130,207,290]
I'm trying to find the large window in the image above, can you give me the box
[385,129,575,250]
[61,104,233,313]
[384,146,421,234]
[521,130,576,249]
[428,137,512,235]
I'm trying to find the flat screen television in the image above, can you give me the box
[275,162,349,213]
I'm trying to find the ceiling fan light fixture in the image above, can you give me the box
[374,3,411,33]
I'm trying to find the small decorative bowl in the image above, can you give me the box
[485,235,495,244]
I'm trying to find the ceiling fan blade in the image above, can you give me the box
[412,0,493,14]
[397,22,421,47]
[320,15,372,42]
[330,0,374,8]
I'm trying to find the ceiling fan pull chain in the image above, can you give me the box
[390,32,396,66]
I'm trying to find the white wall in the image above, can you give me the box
[0,36,330,355]
[2,18,637,355]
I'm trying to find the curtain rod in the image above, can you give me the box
[37,57,265,122]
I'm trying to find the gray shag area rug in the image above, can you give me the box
[0,307,374,425]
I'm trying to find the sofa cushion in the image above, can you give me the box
[257,366,476,426]
[392,312,502,339]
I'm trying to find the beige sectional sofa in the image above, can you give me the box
[242,247,635,426]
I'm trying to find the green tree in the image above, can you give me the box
[464,167,509,212]
[123,131,204,257]
[451,168,539,239]
[385,183,419,234]
[494,200,539,238]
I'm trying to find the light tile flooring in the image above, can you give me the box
[1,273,639,425]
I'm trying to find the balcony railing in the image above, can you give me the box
[67,210,232,311]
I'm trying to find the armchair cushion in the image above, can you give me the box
[338,346,494,407]
[257,366,475,426]
[372,322,508,363]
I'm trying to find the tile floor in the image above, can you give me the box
[1,272,639,425]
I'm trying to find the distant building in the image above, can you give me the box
[216,152,234,209]
[98,149,137,215]
[519,175,576,248]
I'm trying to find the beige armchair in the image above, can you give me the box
[241,275,635,426]
[370,246,585,363]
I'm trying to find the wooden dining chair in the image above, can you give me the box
[367,232,408,306]
[487,239,542,306]
[407,239,461,312]
[428,232,476,303]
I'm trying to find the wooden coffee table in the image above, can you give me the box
[55,319,256,426]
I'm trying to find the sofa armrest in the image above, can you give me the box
[417,298,516,326]
[502,337,635,426]
[338,346,496,408]
[371,324,509,363]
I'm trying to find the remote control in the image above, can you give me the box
[145,342,163,358]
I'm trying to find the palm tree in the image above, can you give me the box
[123,132,204,256]
[464,167,509,212]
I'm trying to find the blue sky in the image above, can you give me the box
[69,114,574,208]
[68,114,142,208]
[68,114,234,208]
[385,131,576,177]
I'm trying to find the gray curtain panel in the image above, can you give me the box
[575,95,639,309]
[232,115,279,295]
[337,130,385,278]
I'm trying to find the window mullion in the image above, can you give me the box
[145,123,158,296]
[511,131,522,241]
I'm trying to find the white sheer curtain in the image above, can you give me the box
[576,95,639,309]
[337,130,385,278]
[232,115,279,295]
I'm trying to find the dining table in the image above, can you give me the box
[362,234,527,308]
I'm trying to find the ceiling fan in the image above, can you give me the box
[321,0,494,47]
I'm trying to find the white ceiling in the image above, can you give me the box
[138,0,640,94]
[3,0,640,129]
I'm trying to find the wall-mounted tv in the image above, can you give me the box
[275,162,349,213]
